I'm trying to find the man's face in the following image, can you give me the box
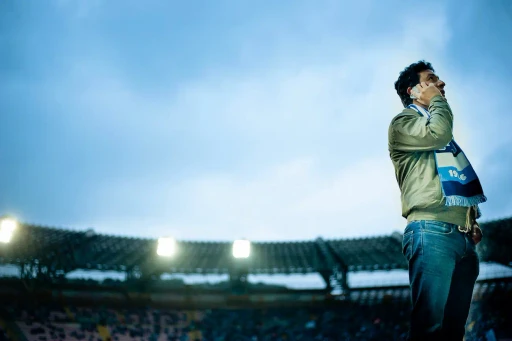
[418,69,446,97]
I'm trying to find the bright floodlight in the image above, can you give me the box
[157,237,176,257]
[0,218,18,244]
[232,239,251,259]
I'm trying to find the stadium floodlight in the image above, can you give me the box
[157,237,177,257]
[232,239,251,259]
[0,218,18,244]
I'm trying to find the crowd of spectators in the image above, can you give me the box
[1,291,510,341]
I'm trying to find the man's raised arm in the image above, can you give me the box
[390,94,453,152]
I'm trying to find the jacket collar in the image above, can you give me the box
[408,104,430,118]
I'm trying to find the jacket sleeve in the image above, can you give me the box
[389,95,454,152]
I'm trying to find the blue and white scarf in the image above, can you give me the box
[408,104,487,218]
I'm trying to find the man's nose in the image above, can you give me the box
[437,80,446,88]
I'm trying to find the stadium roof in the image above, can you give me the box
[0,217,510,278]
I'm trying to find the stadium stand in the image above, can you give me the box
[1,217,510,286]
[0,280,510,341]
[0,216,511,340]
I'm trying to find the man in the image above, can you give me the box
[388,61,487,340]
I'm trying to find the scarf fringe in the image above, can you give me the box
[445,194,487,208]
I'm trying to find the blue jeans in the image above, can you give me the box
[402,220,480,341]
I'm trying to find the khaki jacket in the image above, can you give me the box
[388,95,470,227]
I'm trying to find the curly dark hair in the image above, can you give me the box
[394,60,434,107]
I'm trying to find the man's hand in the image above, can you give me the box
[472,225,483,245]
[411,82,442,106]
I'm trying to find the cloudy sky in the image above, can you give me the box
[1,0,511,242]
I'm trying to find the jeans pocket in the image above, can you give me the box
[404,221,420,236]
[423,220,453,235]
[402,221,420,260]
[402,231,413,260]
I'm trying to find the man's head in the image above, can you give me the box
[394,60,446,107]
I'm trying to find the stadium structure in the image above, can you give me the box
[0,216,511,341]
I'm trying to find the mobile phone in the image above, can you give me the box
[410,86,419,99]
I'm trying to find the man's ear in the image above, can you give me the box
[406,87,413,96]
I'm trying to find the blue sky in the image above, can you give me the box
[1,0,512,242]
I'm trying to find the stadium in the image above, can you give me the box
[0,216,510,341]
[2,1,512,341]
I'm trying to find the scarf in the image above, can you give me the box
[408,104,487,220]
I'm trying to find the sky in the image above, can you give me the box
[1,0,512,243]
